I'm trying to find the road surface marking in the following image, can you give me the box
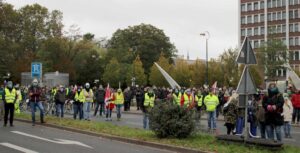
[0,142,39,153]
[11,131,93,149]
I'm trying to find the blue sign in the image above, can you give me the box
[31,62,42,79]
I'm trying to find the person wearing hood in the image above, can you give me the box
[94,85,106,116]
[204,88,219,131]
[83,83,94,121]
[55,85,67,118]
[74,86,85,120]
[29,79,45,126]
[114,88,124,121]
[223,91,238,135]
[262,83,284,142]
[3,81,17,127]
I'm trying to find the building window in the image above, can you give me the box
[268,13,272,21]
[261,1,265,9]
[268,0,272,8]
[277,0,282,7]
[254,41,259,48]
[277,25,282,33]
[254,15,259,23]
[241,17,246,24]
[260,14,265,22]
[254,2,259,10]
[247,3,252,11]
[295,23,299,32]
[283,24,286,32]
[247,15,252,24]
[296,37,299,46]
[289,10,293,19]
[277,12,282,20]
[282,0,286,6]
[261,27,265,35]
[247,28,253,36]
[272,0,277,7]
[241,4,246,12]
[283,11,286,19]
[254,28,259,35]
[241,29,246,36]
[295,0,299,5]
[272,12,277,20]
[295,51,300,60]
[261,40,265,46]
[289,0,294,5]
[290,24,294,32]
[290,38,295,46]
[295,10,298,18]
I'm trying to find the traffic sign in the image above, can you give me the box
[236,37,257,65]
[31,62,42,79]
[236,66,256,95]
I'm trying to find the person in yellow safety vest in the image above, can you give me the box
[115,89,124,121]
[172,88,182,106]
[143,88,155,129]
[180,89,194,108]
[74,86,85,120]
[51,87,57,101]
[14,84,22,114]
[3,81,17,127]
[204,89,219,131]
[195,90,204,124]
[83,83,94,121]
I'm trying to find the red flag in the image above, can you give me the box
[105,84,111,104]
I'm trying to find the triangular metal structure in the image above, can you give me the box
[236,66,257,95]
[236,37,257,65]
[154,62,180,89]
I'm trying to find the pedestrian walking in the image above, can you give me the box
[248,95,258,137]
[223,92,238,135]
[55,85,67,118]
[124,87,133,111]
[291,89,300,125]
[204,89,219,131]
[263,83,284,142]
[83,83,93,121]
[29,79,45,126]
[283,93,293,138]
[142,88,155,129]
[115,89,124,121]
[94,85,105,116]
[105,88,115,121]
[73,86,84,120]
[136,85,144,111]
[195,90,204,124]
[3,81,17,127]
[14,84,22,114]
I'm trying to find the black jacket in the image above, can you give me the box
[262,93,284,126]
[95,89,105,103]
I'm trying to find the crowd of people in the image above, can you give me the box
[1,79,300,143]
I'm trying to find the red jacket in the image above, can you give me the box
[291,93,300,108]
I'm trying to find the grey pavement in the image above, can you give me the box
[0,121,173,153]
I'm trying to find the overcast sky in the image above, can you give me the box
[6,0,238,60]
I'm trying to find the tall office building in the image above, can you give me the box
[238,0,300,78]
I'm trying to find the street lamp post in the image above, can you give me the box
[200,31,210,86]
[130,46,137,86]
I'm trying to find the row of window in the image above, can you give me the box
[241,23,300,37]
[241,0,300,12]
[244,37,300,49]
[241,9,299,24]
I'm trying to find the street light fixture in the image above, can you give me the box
[200,31,210,86]
[130,46,137,86]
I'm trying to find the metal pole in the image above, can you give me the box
[206,38,208,85]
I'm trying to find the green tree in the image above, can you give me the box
[107,23,176,79]
[103,58,122,88]
[190,59,206,87]
[149,54,173,87]
[219,48,240,87]
[257,38,288,80]
[173,59,191,87]
[126,56,147,86]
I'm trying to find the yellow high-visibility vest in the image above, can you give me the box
[144,93,155,107]
[75,91,85,102]
[195,95,203,107]
[183,93,193,107]
[5,88,16,103]
[173,93,182,105]
[114,93,124,105]
[204,94,219,112]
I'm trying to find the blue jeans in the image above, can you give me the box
[56,103,64,118]
[73,103,83,120]
[30,101,44,123]
[284,121,291,137]
[106,108,112,119]
[236,117,244,135]
[250,121,257,136]
[207,111,216,129]
[266,125,282,141]
[84,102,91,120]
[143,113,149,129]
[116,104,122,119]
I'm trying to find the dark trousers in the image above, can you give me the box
[137,100,142,110]
[73,103,83,120]
[292,108,300,123]
[259,121,266,139]
[94,102,105,116]
[124,100,131,111]
[56,103,64,118]
[225,123,235,135]
[4,103,14,125]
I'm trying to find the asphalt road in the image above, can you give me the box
[0,121,173,153]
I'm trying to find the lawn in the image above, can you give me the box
[15,113,300,153]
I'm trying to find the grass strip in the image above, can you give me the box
[15,113,300,153]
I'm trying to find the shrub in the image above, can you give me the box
[149,102,195,138]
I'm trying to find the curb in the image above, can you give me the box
[15,118,211,153]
